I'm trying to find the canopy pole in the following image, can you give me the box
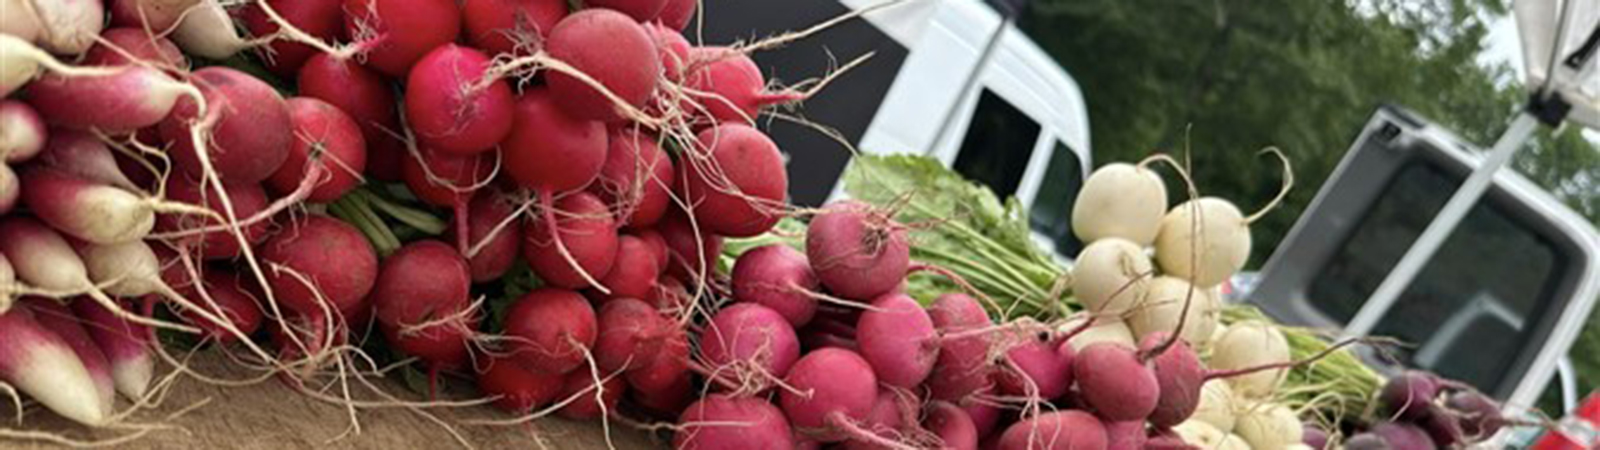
[1341,112,1542,339]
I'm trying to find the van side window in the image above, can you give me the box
[1308,162,1566,391]
[1029,142,1085,257]
[952,90,1040,199]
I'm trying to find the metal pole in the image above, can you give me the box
[1341,112,1542,338]
[927,14,1013,155]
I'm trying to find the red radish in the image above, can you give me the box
[675,393,793,445]
[0,100,45,163]
[19,167,154,244]
[461,0,567,56]
[685,47,801,123]
[0,307,107,425]
[297,53,404,181]
[158,175,272,259]
[478,356,565,412]
[544,9,662,123]
[238,0,345,77]
[631,368,691,415]
[454,193,522,282]
[175,271,265,342]
[806,200,909,300]
[1446,391,1505,439]
[171,0,249,59]
[555,369,626,420]
[1370,422,1435,450]
[996,339,1074,400]
[1139,333,1206,428]
[342,0,460,77]
[82,28,186,67]
[840,390,917,450]
[160,67,294,184]
[964,402,1001,438]
[998,411,1108,450]
[593,128,674,227]
[856,293,938,388]
[599,235,662,300]
[402,147,494,250]
[593,297,670,372]
[1380,371,1441,421]
[656,0,696,31]
[404,44,515,155]
[590,0,667,22]
[257,215,380,319]
[699,303,800,390]
[626,326,688,392]
[503,288,597,374]
[927,402,980,450]
[780,348,878,441]
[658,208,723,282]
[731,244,819,327]
[928,293,994,400]
[36,129,139,190]
[19,298,113,415]
[523,192,619,290]
[636,229,670,272]
[501,87,609,192]
[645,23,691,81]
[265,97,367,202]
[1105,421,1148,450]
[679,124,788,237]
[72,297,153,401]
[1073,342,1161,422]
[25,66,192,133]
[108,0,201,34]
[29,0,103,55]
[647,274,690,314]
[370,241,474,373]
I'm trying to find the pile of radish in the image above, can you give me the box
[0,0,1517,449]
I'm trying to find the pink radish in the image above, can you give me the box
[82,28,186,67]
[659,208,723,282]
[598,235,662,301]
[0,307,107,425]
[171,0,250,59]
[806,200,909,300]
[157,176,272,259]
[592,128,674,227]
[996,338,1074,401]
[841,390,916,450]
[501,87,608,193]
[453,192,522,282]
[404,44,515,155]
[679,123,788,237]
[29,0,103,55]
[19,167,154,244]
[72,297,154,401]
[926,401,979,450]
[0,100,45,163]
[544,9,662,122]
[523,192,619,290]
[656,0,695,31]
[927,293,994,400]
[998,411,1108,450]
[257,215,380,319]
[160,67,294,184]
[35,129,139,190]
[780,348,878,441]
[731,244,820,327]
[401,148,493,235]
[108,0,202,33]
[503,288,597,374]
[175,271,265,342]
[630,362,691,415]
[19,297,113,415]
[297,53,404,181]
[461,0,567,57]
[590,0,667,22]
[699,303,800,391]
[856,293,938,388]
[342,0,461,77]
[645,23,691,81]
[1105,421,1148,450]
[626,326,688,392]
[25,66,192,133]
[266,97,368,202]
[370,241,474,393]
[478,356,565,412]
[238,0,345,77]
[685,47,801,123]
[1073,342,1160,422]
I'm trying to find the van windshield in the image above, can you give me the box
[953,90,1041,198]
[1309,162,1566,391]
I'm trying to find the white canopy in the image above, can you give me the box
[1517,0,1600,128]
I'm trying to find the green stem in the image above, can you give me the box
[358,189,447,235]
